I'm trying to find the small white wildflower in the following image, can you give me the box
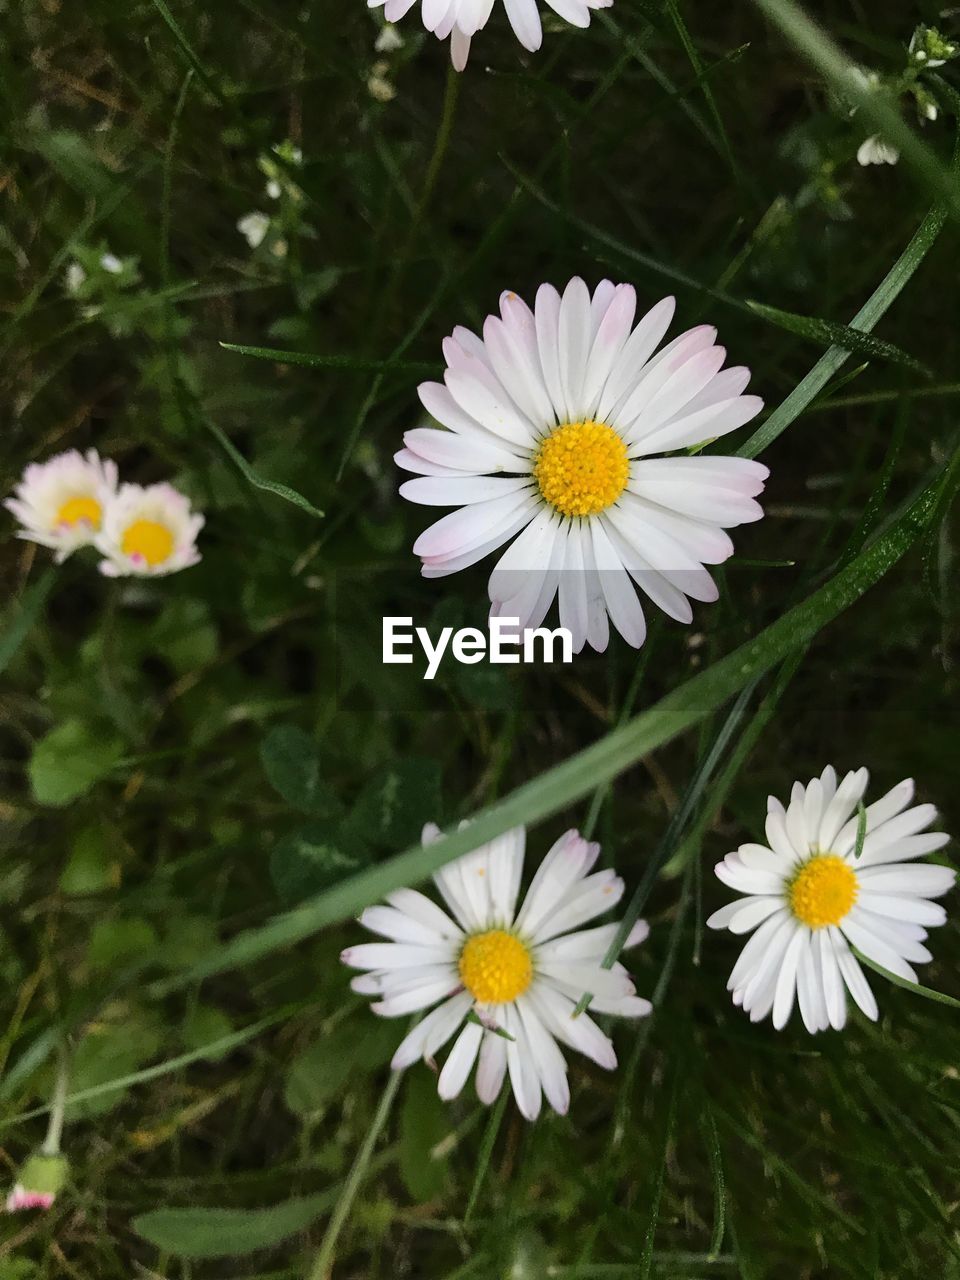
[375,23,404,53]
[857,135,899,167]
[368,61,396,102]
[65,262,87,295]
[237,211,270,248]
[266,179,282,199]
[100,253,123,274]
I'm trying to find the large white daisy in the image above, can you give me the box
[369,0,611,71]
[342,824,651,1119]
[5,449,118,563]
[707,767,954,1033]
[397,278,768,653]
[95,482,204,578]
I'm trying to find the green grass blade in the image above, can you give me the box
[150,0,227,107]
[305,1062,404,1280]
[744,300,929,375]
[851,948,960,1009]
[0,570,55,677]
[151,453,959,994]
[220,341,436,375]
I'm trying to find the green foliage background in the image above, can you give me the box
[1,0,959,1275]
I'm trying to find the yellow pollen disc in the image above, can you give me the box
[56,495,102,530]
[458,929,533,1004]
[121,518,175,567]
[534,420,629,518]
[788,854,858,929]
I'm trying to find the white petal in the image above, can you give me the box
[391,992,472,1069]
[475,1023,508,1103]
[516,997,569,1115]
[438,1021,483,1099]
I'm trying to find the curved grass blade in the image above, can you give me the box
[0,570,55,677]
[851,948,960,1010]
[205,421,324,519]
[745,301,929,375]
[151,452,959,995]
[220,341,436,376]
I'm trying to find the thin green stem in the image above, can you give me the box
[306,1066,404,1280]
[41,1042,70,1157]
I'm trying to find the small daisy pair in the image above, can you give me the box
[345,769,953,1120]
[5,449,203,578]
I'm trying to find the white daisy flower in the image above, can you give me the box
[857,134,899,166]
[368,0,611,72]
[95,482,204,578]
[707,768,954,1033]
[397,279,768,653]
[5,449,118,563]
[342,824,651,1120]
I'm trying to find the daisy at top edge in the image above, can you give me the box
[369,0,613,72]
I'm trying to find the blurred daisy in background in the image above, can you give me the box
[708,767,954,1033]
[368,0,611,71]
[398,278,767,652]
[96,482,204,578]
[5,449,118,562]
[342,823,650,1120]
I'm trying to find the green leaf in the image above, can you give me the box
[152,455,960,994]
[131,1195,328,1259]
[28,719,123,807]
[219,341,436,375]
[270,825,366,905]
[181,1005,234,1062]
[745,300,929,375]
[0,571,54,677]
[67,1011,163,1119]
[158,916,220,970]
[59,825,120,895]
[399,1070,451,1203]
[850,947,960,1010]
[346,757,442,850]
[283,1020,397,1117]
[149,597,218,673]
[260,725,338,814]
[88,917,158,972]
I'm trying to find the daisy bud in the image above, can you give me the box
[5,1153,69,1213]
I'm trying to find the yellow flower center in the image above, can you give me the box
[788,854,858,929]
[458,929,533,1004]
[534,420,629,518]
[56,496,102,530]
[121,519,175,567]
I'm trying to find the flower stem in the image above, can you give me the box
[41,1043,70,1157]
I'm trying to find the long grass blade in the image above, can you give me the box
[152,452,959,995]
